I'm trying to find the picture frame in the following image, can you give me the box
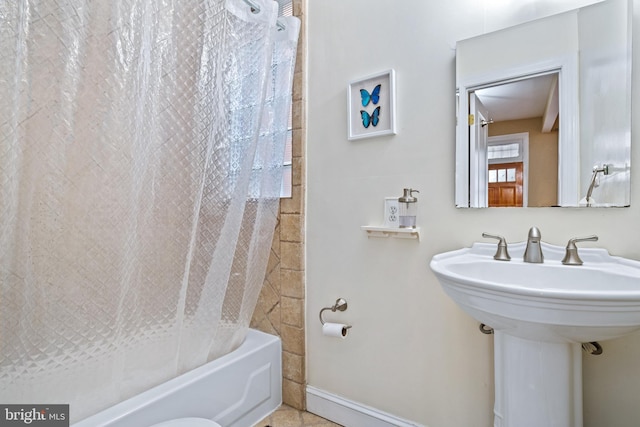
[347,69,397,140]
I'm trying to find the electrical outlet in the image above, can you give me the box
[383,197,399,228]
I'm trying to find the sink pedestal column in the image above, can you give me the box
[493,331,583,427]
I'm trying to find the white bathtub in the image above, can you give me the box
[72,329,282,427]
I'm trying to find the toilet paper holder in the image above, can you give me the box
[319,298,352,329]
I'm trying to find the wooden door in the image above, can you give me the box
[488,162,523,207]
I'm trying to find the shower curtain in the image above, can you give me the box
[0,0,299,422]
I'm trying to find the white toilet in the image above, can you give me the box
[150,418,221,427]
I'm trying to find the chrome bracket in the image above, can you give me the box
[319,298,349,325]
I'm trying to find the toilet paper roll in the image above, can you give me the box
[322,322,350,339]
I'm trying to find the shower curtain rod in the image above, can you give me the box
[242,0,286,30]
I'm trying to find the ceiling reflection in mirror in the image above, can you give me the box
[455,0,631,208]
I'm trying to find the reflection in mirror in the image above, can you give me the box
[475,73,559,207]
[455,0,631,208]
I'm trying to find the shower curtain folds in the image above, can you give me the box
[0,0,300,422]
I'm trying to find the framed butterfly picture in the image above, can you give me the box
[347,69,396,140]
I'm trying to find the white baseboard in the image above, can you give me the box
[306,386,425,427]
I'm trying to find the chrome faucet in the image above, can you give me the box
[523,226,544,263]
[482,232,511,261]
[562,235,598,265]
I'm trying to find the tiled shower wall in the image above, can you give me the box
[251,0,306,410]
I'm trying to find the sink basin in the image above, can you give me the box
[430,241,640,427]
[430,241,640,343]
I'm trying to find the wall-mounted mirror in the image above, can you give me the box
[455,0,631,208]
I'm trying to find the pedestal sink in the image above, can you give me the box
[430,241,640,427]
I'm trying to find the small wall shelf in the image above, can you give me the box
[361,226,420,240]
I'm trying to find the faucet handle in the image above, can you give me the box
[562,235,598,265]
[482,233,511,261]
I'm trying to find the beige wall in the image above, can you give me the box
[306,1,640,426]
[490,117,559,206]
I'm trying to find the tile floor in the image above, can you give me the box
[254,405,343,427]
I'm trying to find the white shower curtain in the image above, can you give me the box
[0,0,299,422]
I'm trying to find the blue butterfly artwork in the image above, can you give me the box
[360,84,381,107]
[360,106,380,128]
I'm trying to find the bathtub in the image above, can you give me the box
[72,329,282,427]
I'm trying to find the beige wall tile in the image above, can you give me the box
[281,269,304,298]
[283,378,306,410]
[281,242,304,270]
[292,128,304,158]
[281,324,304,355]
[267,302,281,335]
[292,100,304,130]
[283,351,305,383]
[281,213,304,243]
[281,186,303,214]
[281,296,304,328]
[291,158,304,196]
